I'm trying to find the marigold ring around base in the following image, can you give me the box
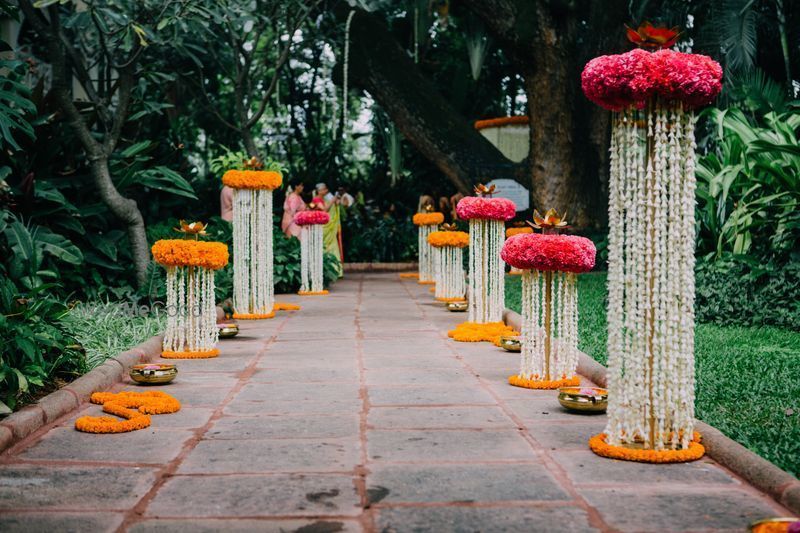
[161,348,220,359]
[508,375,580,389]
[589,432,705,463]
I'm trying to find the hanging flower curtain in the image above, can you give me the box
[501,232,595,389]
[427,230,468,302]
[223,169,282,319]
[448,190,517,343]
[581,25,721,462]
[412,211,444,284]
[152,237,229,359]
[295,209,330,296]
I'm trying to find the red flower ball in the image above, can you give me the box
[501,233,596,273]
[294,210,330,225]
[581,48,721,110]
[456,197,516,221]
[649,49,723,109]
[581,49,654,111]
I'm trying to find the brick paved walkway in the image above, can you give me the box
[0,274,791,532]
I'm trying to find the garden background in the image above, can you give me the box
[0,0,798,476]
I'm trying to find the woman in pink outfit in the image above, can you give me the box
[281,182,307,238]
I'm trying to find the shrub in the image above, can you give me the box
[695,255,800,330]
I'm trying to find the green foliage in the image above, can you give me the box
[61,302,165,369]
[696,106,800,260]
[344,206,417,262]
[0,213,86,409]
[695,255,800,329]
[506,271,800,477]
[0,53,36,152]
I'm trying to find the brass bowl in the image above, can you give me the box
[218,323,239,338]
[499,335,521,352]
[446,301,468,312]
[130,363,177,385]
[558,386,608,413]
[749,517,799,533]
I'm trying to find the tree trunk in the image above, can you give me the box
[89,158,150,287]
[341,8,523,195]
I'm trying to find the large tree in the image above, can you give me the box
[339,0,628,227]
[17,0,203,285]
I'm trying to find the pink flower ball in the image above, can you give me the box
[456,196,516,221]
[581,49,653,111]
[501,233,596,273]
[294,210,330,225]
[581,48,722,110]
[650,49,723,109]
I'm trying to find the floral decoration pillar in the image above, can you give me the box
[412,209,444,284]
[427,228,468,302]
[581,24,722,461]
[222,166,282,319]
[448,185,517,342]
[295,209,330,295]
[152,223,229,359]
[501,211,595,389]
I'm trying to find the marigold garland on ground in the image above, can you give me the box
[589,432,705,463]
[448,321,518,343]
[161,348,220,359]
[222,170,283,190]
[75,391,181,434]
[508,374,581,390]
[399,272,419,279]
[298,290,329,296]
[435,297,466,302]
[427,231,469,248]
[412,212,445,226]
[417,280,436,285]
[274,302,301,311]
[233,312,276,320]
[151,240,229,270]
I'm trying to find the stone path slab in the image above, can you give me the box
[0,273,792,532]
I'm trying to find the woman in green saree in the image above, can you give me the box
[314,183,343,277]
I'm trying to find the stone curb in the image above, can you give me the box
[0,334,164,454]
[344,262,418,273]
[503,307,800,515]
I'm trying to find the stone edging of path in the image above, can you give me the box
[0,334,164,455]
[502,307,800,515]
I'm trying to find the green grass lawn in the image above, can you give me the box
[505,272,800,478]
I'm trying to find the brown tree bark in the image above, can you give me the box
[19,0,150,285]
[343,0,628,227]
[343,9,524,195]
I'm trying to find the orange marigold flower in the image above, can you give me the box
[297,290,329,296]
[75,391,180,434]
[222,170,283,190]
[448,321,518,343]
[151,240,229,270]
[508,375,581,390]
[589,432,705,463]
[506,226,533,238]
[412,212,445,226]
[428,231,469,248]
[161,348,220,359]
[274,302,301,311]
